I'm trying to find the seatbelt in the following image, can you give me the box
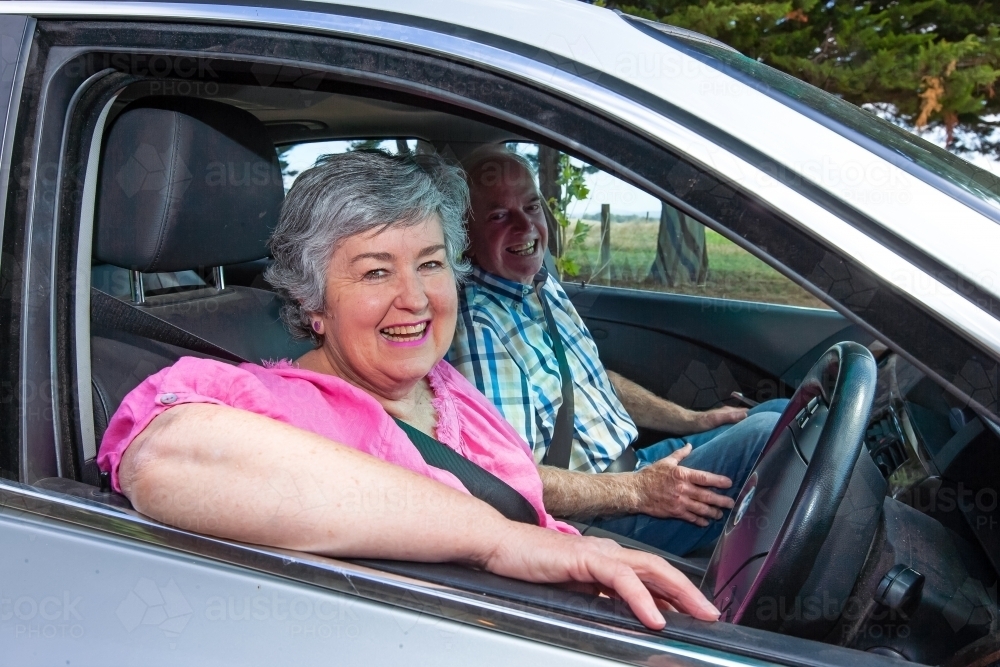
[93,286,541,524]
[393,418,539,526]
[532,269,575,469]
[530,274,638,474]
[91,288,249,364]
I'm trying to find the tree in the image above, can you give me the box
[546,154,594,279]
[648,203,709,286]
[604,1,1000,154]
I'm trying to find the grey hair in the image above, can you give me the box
[460,145,539,209]
[265,149,471,344]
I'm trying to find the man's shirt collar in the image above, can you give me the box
[469,265,534,304]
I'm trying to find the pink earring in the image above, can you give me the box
[312,321,322,333]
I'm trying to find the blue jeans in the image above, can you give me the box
[587,399,788,557]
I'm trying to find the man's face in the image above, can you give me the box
[466,157,548,285]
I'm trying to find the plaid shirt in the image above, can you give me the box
[448,266,637,473]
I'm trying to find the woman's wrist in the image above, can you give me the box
[464,513,521,571]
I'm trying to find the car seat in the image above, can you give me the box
[80,96,312,486]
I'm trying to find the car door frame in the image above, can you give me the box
[0,14,35,487]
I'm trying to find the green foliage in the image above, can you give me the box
[548,155,592,278]
[607,0,1000,154]
[349,139,384,151]
[276,145,297,181]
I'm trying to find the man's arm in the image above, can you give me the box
[120,403,721,628]
[606,370,746,434]
[538,445,735,524]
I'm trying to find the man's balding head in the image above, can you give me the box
[462,147,548,284]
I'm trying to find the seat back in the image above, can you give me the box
[84,96,311,484]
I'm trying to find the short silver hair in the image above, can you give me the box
[265,150,471,343]
[461,145,538,213]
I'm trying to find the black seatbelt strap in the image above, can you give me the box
[533,269,575,469]
[393,418,540,526]
[91,287,249,364]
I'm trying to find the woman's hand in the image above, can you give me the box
[480,522,720,629]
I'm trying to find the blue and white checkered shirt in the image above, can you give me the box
[448,266,638,473]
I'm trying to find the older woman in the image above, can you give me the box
[96,150,720,630]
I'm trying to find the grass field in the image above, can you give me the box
[565,219,829,308]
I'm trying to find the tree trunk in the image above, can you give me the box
[648,202,708,286]
[537,145,562,258]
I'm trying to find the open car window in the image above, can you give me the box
[506,142,829,308]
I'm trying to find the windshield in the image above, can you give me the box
[623,15,1000,223]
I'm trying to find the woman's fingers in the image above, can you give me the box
[484,526,720,629]
[583,555,666,629]
[580,538,720,626]
[622,550,720,622]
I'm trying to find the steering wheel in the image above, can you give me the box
[701,342,885,639]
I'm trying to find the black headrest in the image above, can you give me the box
[95,97,283,272]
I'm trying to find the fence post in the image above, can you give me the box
[596,203,611,285]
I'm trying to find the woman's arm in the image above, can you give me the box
[120,403,719,629]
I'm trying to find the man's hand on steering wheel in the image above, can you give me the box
[632,444,735,525]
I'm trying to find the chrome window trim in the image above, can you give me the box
[71,91,118,462]
[615,11,739,54]
[0,478,776,667]
[4,2,997,358]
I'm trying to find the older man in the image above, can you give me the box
[448,147,787,556]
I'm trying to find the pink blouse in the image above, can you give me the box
[97,357,576,534]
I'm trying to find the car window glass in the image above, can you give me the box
[510,143,828,308]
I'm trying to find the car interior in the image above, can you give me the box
[7,21,999,666]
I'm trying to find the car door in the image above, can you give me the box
[0,3,990,666]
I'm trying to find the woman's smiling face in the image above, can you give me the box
[313,215,457,399]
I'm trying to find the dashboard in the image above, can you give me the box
[864,353,1000,575]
